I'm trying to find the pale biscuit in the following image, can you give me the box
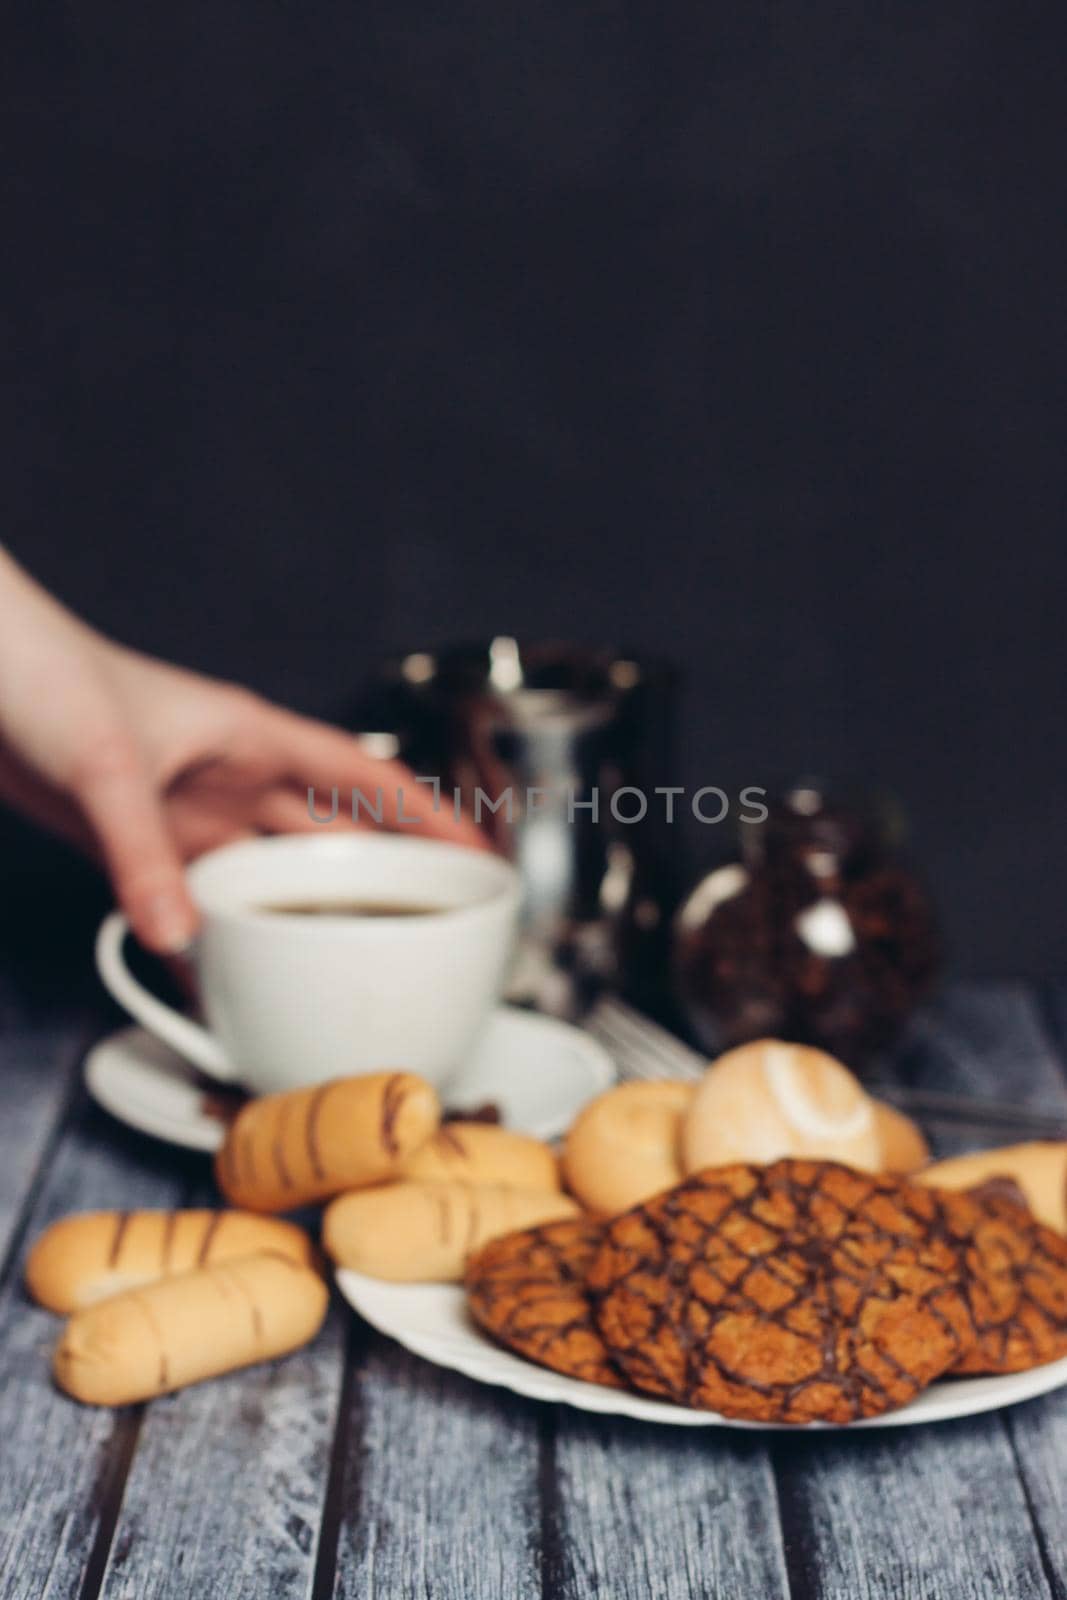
[682,1039,881,1174]
[26,1209,314,1313]
[401,1122,559,1192]
[562,1081,695,1214]
[53,1253,328,1405]
[323,1181,580,1282]
[215,1071,439,1212]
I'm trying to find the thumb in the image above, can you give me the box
[70,736,199,953]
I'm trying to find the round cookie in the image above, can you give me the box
[466,1218,625,1388]
[401,1123,560,1192]
[562,1081,695,1214]
[682,1041,882,1175]
[928,1185,1067,1375]
[588,1158,977,1423]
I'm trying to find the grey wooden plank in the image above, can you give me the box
[1004,1391,1067,1600]
[550,1414,789,1600]
[329,1336,541,1600]
[0,981,93,1271]
[773,1417,1052,1600]
[91,1160,346,1600]
[0,1104,197,1600]
[97,1303,346,1600]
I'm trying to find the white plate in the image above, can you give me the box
[84,1007,615,1152]
[336,1270,1067,1430]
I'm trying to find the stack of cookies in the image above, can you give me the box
[467,1156,1067,1425]
[468,1038,1067,1425]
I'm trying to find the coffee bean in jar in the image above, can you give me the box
[672,783,940,1071]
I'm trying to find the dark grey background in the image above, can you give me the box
[4,1,1065,976]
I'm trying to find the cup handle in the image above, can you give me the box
[95,911,238,1082]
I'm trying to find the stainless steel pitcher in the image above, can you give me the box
[376,639,679,1013]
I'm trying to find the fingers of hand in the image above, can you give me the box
[255,786,363,836]
[68,735,199,952]
[265,710,489,849]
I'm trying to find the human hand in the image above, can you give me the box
[0,551,486,952]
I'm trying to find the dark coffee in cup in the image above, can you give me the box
[257,900,444,919]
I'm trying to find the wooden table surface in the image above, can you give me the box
[2,972,1067,1600]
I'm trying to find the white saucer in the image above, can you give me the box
[336,1271,1067,1431]
[84,1007,616,1152]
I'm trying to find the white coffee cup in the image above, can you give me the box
[95,833,521,1093]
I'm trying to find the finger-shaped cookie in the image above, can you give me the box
[323,1181,579,1282]
[53,1252,328,1405]
[401,1123,559,1191]
[26,1210,314,1313]
[215,1072,440,1211]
